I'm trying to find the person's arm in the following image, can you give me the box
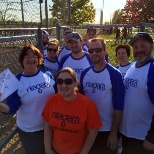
[79,129,98,154]
[0,93,9,113]
[44,122,56,154]
[107,109,122,150]
[143,139,154,150]
[143,115,154,150]
[0,103,10,113]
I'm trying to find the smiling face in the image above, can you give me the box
[47,44,58,60]
[57,71,78,101]
[86,30,96,40]
[116,48,129,64]
[132,39,153,66]
[23,49,39,75]
[68,40,82,54]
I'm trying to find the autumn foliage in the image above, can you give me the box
[121,0,154,24]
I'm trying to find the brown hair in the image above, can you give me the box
[56,67,79,91]
[19,43,43,68]
[89,38,106,50]
[47,39,60,51]
[115,44,131,57]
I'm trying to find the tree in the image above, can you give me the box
[122,0,154,24]
[112,9,123,24]
[49,0,96,26]
[0,3,16,27]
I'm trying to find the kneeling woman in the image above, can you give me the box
[42,67,102,154]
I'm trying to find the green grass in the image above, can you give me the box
[105,41,134,67]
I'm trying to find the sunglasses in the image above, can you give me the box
[56,78,74,85]
[88,48,103,54]
[47,48,57,52]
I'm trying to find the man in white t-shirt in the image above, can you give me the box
[58,27,73,62]
[59,32,93,82]
[120,32,154,153]
[80,38,125,154]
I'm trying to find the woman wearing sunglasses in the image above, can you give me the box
[43,39,60,78]
[42,67,102,154]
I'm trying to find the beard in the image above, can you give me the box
[135,53,152,65]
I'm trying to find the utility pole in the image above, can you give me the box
[39,0,43,27]
[68,0,71,26]
[102,0,104,25]
[20,0,25,27]
[45,0,48,30]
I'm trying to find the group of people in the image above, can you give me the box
[0,27,154,154]
[115,26,128,44]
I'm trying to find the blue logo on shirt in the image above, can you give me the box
[86,82,105,93]
[73,68,84,74]
[125,77,138,89]
[27,82,51,93]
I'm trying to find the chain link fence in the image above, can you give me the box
[0,0,52,28]
[0,22,154,153]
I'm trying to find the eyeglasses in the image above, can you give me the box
[24,56,38,59]
[56,78,74,85]
[47,48,57,52]
[88,48,103,54]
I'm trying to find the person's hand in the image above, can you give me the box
[107,133,118,150]
[143,139,154,150]
[45,148,56,154]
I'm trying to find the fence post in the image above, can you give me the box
[37,27,43,54]
[140,19,146,32]
[68,0,71,26]
[56,23,61,44]
[45,0,48,30]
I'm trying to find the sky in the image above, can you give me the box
[91,0,127,24]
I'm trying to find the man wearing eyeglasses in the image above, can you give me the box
[59,32,93,82]
[58,27,73,62]
[80,38,125,154]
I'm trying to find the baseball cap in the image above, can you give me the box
[87,27,96,33]
[42,30,50,38]
[129,32,153,46]
[67,32,82,42]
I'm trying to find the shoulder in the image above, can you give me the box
[77,93,94,104]
[60,53,71,63]
[16,73,23,80]
[82,65,93,75]
[40,70,54,80]
[106,63,121,74]
[80,65,93,83]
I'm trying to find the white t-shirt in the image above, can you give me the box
[6,70,55,132]
[120,60,154,140]
[80,64,124,131]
